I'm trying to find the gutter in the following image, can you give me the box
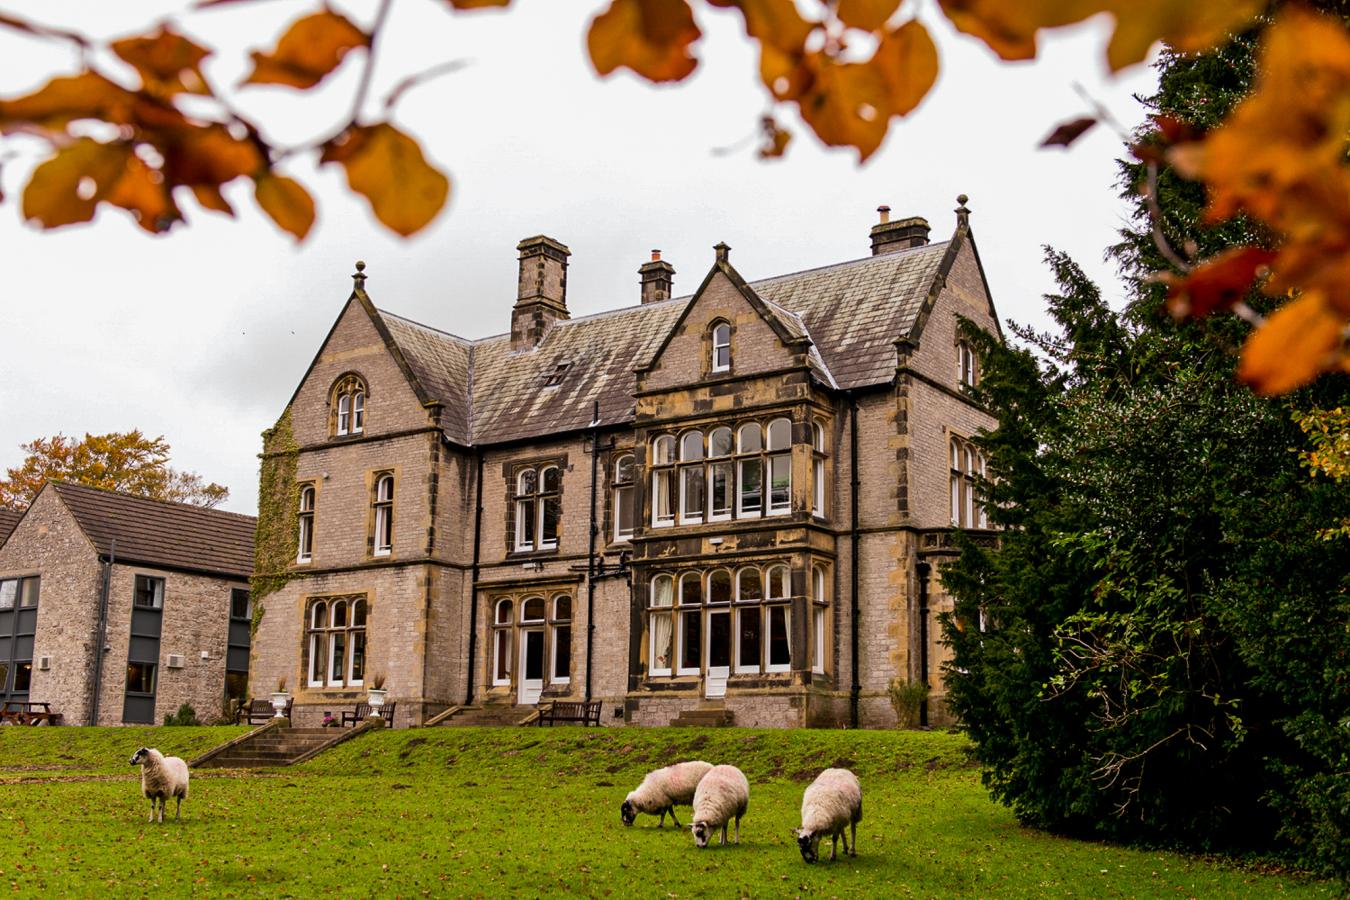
[464,449,484,705]
[916,559,932,728]
[848,395,861,729]
[585,400,600,704]
[88,539,114,726]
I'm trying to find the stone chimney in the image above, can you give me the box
[512,235,570,352]
[869,205,930,255]
[638,249,675,305]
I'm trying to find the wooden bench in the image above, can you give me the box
[535,700,602,727]
[0,701,64,726]
[341,701,396,728]
[235,697,291,725]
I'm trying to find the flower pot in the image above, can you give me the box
[269,691,289,718]
[367,688,388,709]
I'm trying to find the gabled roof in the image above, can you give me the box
[358,232,967,446]
[48,482,255,579]
[0,508,21,547]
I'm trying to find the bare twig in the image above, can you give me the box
[383,59,471,111]
[1146,161,1193,273]
[348,0,394,126]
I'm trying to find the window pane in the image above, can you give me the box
[378,476,394,502]
[767,418,791,451]
[494,630,511,681]
[768,565,788,599]
[134,577,162,609]
[681,466,705,519]
[522,597,545,621]
[654,436,675,465]
[231,589,250,620]
[375,506,392,551]
[518,468,538,495]
[651,612,673,672]
[352,599,367,627]
[737,423,762,454]
[680,431,704,461]
[738,607,761,670]
[710,462,733,516]
[495,599,513,624]
[553,596,571,621]
[680,573,701,606]
[813,566,827,602]
[813,422,826,452]
[331,600,347,628]
[353,392,365,430]
[769,454,791,510]
[541,495,560,545]
[519,499,536,547]
[708,611,731,668]
[541,466,560,493]
[653,471,674,524]
[769,607,791,667]
[739,459,762,513]
[714,343,730,370]
[0,580,14,610]
[125,661,156,694]
[737,568,762,602]
[310,634,325,683]
[311,601,326,629]
[13,661,32,692]
[553,625,571,680]
[615,454,634,483]
[708,570,732,604]
[813,458,825,515]
[329,632,346,683]
[951,476,961,526]
[652,575,673,608]
[680,611,701,670]
[350,630,366,683]
[616,486,634,536]
[19,578,39,608]
[813,607,826,672]
[709,428,732,457]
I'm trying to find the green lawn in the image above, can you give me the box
[0,726,1330,897]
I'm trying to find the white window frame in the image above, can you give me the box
[676,572,703,676]
[297,484,315,563]
[351,391,365,433]
[766,604,792,674]
[327,599,348,687]
[711,321,731,373]
[766,417,792,516]
[346,598,366,687]
[491,599,513,686]
[648,575,674,677]
[678,431,705,525]
[812,420,827,519]
[811,565,828,674]
[651,436,676,528]
[307,600,327,687]
[538,466,560,550]
[613,454,635,542]
[515,469,537,551]
[373,473,394,556]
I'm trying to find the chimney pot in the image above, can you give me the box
[651,249,661,261]
[877,205,890,224]
[869,213,930,255]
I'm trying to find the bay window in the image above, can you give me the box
[306,595,367,688]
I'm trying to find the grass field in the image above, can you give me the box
[0,726,1330,897]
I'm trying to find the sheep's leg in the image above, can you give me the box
[841,829,850,857]
[175,795,182,820]
[849,822,857,857]
[719,823,727,846]
[830,834,838,861]
[147,799,155,823]
[733,815,740,845]
[667,806,681,829]
[657,808,666,827]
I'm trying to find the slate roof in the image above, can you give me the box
[0,508,21,546]
[50,482,255,579]
[373,240,952,446]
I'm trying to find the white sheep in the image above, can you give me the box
[689,764,750,848]
[794,768,862,863]
[129,747,189,823]
[621,760,713,828]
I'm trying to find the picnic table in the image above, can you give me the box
[0,701,63,725]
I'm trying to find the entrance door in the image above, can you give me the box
[518,628,545,705]
[705,609,731,698]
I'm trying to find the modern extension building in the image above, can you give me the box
[249,200,999,728]
[0,482,254,724]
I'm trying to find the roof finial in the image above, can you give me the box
[714,241,730,264]
[955,194,970,229]
[353,259,367,290]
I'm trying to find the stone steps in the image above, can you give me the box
[195,725,355,768]
[436,705,534,727]
[670,702,734,728]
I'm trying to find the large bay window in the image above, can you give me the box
[950,437,988,528]
[306,596,367,688]
[514,464,561,551]
[612,454,635,541]
[488,592,574,690]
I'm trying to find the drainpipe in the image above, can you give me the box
[88,539,114,726]
[916,559,932,728]
[849,395,861,729]
[585,400,600,703]
[464,449,484,706]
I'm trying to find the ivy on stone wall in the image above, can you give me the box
[251,407,301,638]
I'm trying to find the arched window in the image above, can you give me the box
[734,567,764,674]
[736,423,763,517]
[648,575,674,676]
[766,565,789,600]
[812,420,828,519]
[349,599,367,685]
[651,435,676,527]
[811,564,829,674]
[612,454,635,541]
[372,473,394,556]
[307,600,327,687]
[950,437,987,529]
[708,427,733,521]
[297,484,315,563]
[306,595,367,688]
[711,321,732,373]
[677,572,702,676]
[550,595,572,684]
[514,464,562,551]
[331,375,367,437]
[766,417,792,515]
[522,596,546,623]
[679,430,705,524]
[492,599,513,686]
[956,340,977,388]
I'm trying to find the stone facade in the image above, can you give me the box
[252,202,1000,729]
[0,484,253,725]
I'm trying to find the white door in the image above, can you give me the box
[518,628,545,705]
[705,609,731,699]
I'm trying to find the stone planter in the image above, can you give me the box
[270,691,290,718]
[367,688,388,710]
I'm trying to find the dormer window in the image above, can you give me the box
[332,375,367,437]
[711,321,732,373]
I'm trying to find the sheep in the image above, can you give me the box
[794,768,862,863]
[621,760,713,828]
[129,747,189,824]
[689,764,750,849]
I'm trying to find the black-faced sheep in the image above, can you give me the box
[690,764,749,848]
[794,768,862,863]
[621,760,713,828]
[130,747,189,823]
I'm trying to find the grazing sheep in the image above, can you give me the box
[794,768,862,863]
[129,747,189,823]
[689,764,750,849]
[621,760,713,828]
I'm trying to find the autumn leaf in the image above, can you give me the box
[872,19,939,117]
[243,11,369,90]
[21,138,130,228]
[836,0,902,33]
[1104,0,1265,72]
[757,115,790,159]
[192,184,234,216]
[105,153,182,234]
[0,71,138,134]
[255,174,315,241]
[1040,116,1097,148]
[1238,293,1346,395]
[713,0,815,53]
[935,0,1084,62]
[162,125,264,188]
[797,56,892,162]
[321,123,449,237]
[444,0,512,8]
[588,0,702,83]
[1161,247,1276,319]
[111,25,213,97]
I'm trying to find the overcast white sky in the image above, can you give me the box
[0,1,1157,515]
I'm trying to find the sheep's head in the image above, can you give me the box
[129,748,151,766]
[620,800,637,827]
[691,821,711,848]
[794,828,820,864]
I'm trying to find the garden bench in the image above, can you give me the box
[0,701,63,725]
[535,700,602,727]
[236,697,290,725]
[341,701,396,727]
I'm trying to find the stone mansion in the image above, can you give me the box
[249,199,999,729]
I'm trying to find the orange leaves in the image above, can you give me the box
[1161,248,1276,319]
[111,26,212,97]
[588,0,702,83]
[835,0,902,33]
[242,11,369,90]
[1238,294,1346,396]
[321,123,450,238]
[21,139,180,233]
[255,174,316,241]
[873,19,939,118]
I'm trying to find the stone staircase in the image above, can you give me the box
[194,726,356,768]
[670,700,734,727]
[434,704,536,727]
